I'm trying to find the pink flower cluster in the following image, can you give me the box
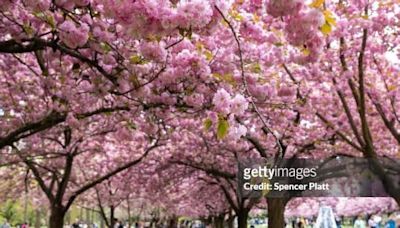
[0,0,15,11]
[25,0,51,11]
[102,0,228,38]
[55,0,90,10]
[59,21,90,49]
[285,9,325,46]
[212,89,248,116]
[266,0,303,17]
[184,93,205,108]
[266,0,327,63]
[139,41,167,62]
[175,0,213,29]
[286,9,325,63]
[227,123,248,141]
[240,20,268,43]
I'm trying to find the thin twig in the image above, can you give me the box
[214,6,284,161]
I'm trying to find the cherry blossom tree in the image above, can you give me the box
[1,0,400,228]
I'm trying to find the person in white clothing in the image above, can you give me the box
[354,215,367,228]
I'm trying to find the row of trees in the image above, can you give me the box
[0,0,399,227]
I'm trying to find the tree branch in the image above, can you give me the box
[0,106,129,150]
[65,140,161,210]
[214,5,284,161]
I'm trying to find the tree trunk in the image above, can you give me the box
[237,209,248,228]
[226,215,235,228]
[35,209,41,228]
[366,157,400,206]
[109,205,115,228]
[127,197,132,228]
[168,216,178,228]
[86,207,90,224]
[212,215,224,228]
[267,198,288,228]
[100,213,105,228]
[49,206,65,228]
[393,196,400,206]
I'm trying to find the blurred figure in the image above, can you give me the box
[297,219,305,228]
[335,216,342,228]
[72,219,80,228]
[385,214,396,228]
[368,215,382,228]
[1,220,11,228]
[354,215,367,228]
[114,219,124,228]
[368,216,377,228]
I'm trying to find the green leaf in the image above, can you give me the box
[23,24,34,36]
[250,62,262,73]
[127,121,137,130]
[130,55,145,64]
[212,73,236,85]
[261,177,270,197]
[323,10,337,26]
[320,23,332,35]
[204,118,212,131]
[204,50,213,61]
[47,15,56,29]
[100,42,112,53]
[310,0,324,8]
[217,118,229,140]
[179,28,185,37]
[187,28,192,39]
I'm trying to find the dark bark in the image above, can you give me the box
[65,142,159,210]
[49,206,65,228]
[168,217,178,228]
[237,209,249,228]
[267,198,289,228]
[367,158,400,206]
[212,215,224,228]
[127,196,132,228]
[226,214,235,228]
[0,111,66,150]
[0,107,129,151]
[0,39,46,53]
[109,206,115,228]
[34,209,41,228]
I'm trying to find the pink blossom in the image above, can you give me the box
[212,88,232,115]
[139,42,167,62]
[228,124,247,141]
[230,94,248,116]
[285,9,325,46]
[266,0,303,18]
[0,0,15,11]
[74,0,90,7]
[54,0,75,10]
[59,21,89,49]
[240,20,267,43]
[176,0,213,29]
[277,86,294,97]
[66,113,80,129]
[184,93,204,108]
[116,127,132,141]
[25,0,50,11]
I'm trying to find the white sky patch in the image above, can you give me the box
[19,100,27,107]
[0,108,4,117]
[385,51,400,64]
